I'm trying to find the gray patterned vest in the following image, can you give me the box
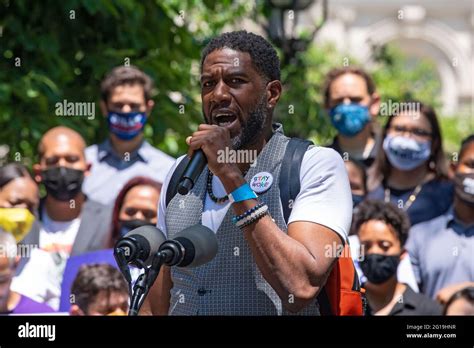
[165,124,319,315]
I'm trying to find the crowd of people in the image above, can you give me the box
[0,30,472,316]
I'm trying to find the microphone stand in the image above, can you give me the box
[114,248,133,298]
[128,251,167,316]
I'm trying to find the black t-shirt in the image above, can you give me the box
[366,285,443,316]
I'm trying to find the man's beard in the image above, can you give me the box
[231,93,268,150]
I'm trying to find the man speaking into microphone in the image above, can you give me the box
[141,30,353,315]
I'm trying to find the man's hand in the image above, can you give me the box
[186,124,246,193]
[186,124,236,176]
[436,281,474,304]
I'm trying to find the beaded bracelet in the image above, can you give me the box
[231,201,265,224]
[235,204,268,227]
[237,205,269,229]
[235,204,267,227]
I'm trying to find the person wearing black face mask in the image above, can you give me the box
[31,126,112,256]
[406,135,474,305]
[13,127,113,309]
[354,200,442,315]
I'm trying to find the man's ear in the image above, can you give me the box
[100,101,108,117]
[84,162,92,177]
[266,80,282,110]
[400,249,408,260]
[33,164,43,183]
[369,92,381,119]
[146,100,154,116]
[70,304,85,316]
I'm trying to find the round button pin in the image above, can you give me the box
[250,172,273,193]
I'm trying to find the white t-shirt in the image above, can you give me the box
[157,146,352,242]
[12,209,82,311]
[39,208,81,258]
[11,248,64,310]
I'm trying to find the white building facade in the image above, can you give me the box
[313,0,473,116]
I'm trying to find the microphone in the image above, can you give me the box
[158,224,218,268]
[126,224,217,315]
[177,150,207,195]
[114,225,166,267]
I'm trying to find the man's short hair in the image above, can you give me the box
[201,30,281,82]
[323,67,376,108]
[100,66,155,103]
[352,200,410,246]
[444,286,474,315]
[37,126,86,161]
[70,263,128,313]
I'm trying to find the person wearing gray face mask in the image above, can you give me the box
[354,200,442,315]
[406,134,474,304]
[367,101,453,227]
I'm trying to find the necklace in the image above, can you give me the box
[207,171,229,203]
[384,184,422,211]
[207,169,249,204]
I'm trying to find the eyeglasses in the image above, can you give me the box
[388,125,432,139]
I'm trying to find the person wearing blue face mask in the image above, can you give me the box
[323,67,382,169]
[367,101,453,226]
[83,66,175,205]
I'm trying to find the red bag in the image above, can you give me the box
[317,244,365,315]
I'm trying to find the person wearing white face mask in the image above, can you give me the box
[367,101,453,227]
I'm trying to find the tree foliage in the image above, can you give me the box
[1,0,453,168]
[0,0,251,165]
